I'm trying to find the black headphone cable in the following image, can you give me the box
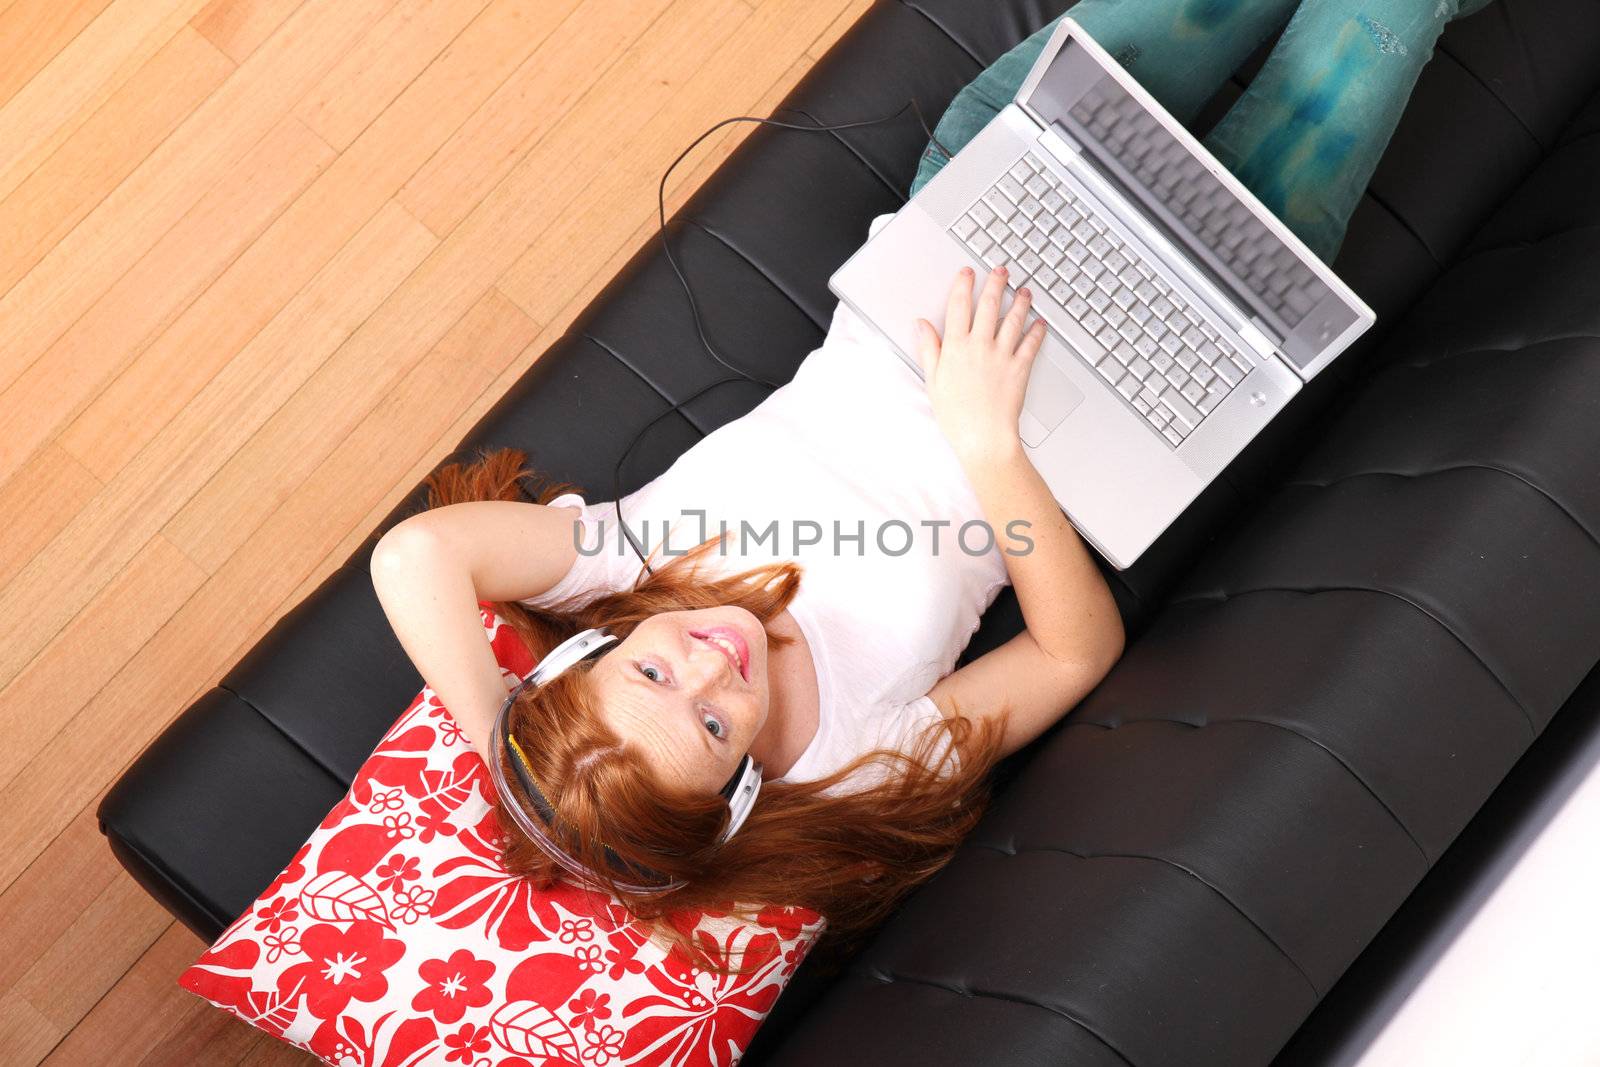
[604,96,952,575]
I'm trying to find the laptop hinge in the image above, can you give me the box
[1235,319,1278,363]
[1038,123,1081,160]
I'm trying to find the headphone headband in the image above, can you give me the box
[487,626,764,896]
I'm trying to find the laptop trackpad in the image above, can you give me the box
[1019,352,1084,448]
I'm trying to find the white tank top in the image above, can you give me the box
[521,214,1009,795]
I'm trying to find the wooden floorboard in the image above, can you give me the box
[0,0,871,1062]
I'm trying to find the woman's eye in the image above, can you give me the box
[702,714,723,738]
[638,663,664,683]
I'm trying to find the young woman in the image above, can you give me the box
[371,0,1492,976]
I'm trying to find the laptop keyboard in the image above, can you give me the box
[1069,83,1323,330]
[949,151,1257,448]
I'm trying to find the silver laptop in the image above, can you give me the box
[828,16,1375,570]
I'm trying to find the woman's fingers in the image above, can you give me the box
[943,266,974,342]
[1015,316,1048,368]
[995,283,1032,354]
[971,265,1007,340]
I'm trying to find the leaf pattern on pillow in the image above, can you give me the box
[178,604,824,1066]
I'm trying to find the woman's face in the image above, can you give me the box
[587,606,770,796]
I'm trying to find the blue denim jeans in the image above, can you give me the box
[910,0,1494,265]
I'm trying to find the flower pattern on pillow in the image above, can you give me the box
[179,604,824,1066]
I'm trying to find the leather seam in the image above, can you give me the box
[966,839,1322,996]
[776,104,908,205]
[219,683,354,787]
[1448,224,1600,271]
[1396,333,1600,369]
[1059,716,1431,864]
[1552,124,1600,154]
[1283,464,1599,552]
[681,217,829,332]
[105,825,236,937]
[859,967,1136,1066]
[892,0,984,68]
[1160,586,1538,733]
[1363,186,1442,266]
[1437,43,1545,152]
[576,330,717,437]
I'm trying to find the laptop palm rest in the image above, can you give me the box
[1019,348,1084,447]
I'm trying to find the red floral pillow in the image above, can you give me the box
[180,603,824,1066]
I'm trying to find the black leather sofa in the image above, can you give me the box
[99,2,1600,1063]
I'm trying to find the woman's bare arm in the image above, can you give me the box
[369,501,582,765]
[387,500,583,603]
[914,264,1126,754]
[925,629,1120,758]
[956,443,1123,670]
[922,442,1124,756]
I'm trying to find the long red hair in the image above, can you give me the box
[421,447,1009,977]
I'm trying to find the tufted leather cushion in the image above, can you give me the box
[100,1,1600,1063]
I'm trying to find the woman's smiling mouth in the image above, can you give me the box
[689,626,749,682]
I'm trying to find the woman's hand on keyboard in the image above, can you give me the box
[914,263,1047,465]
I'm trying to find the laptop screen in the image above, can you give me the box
[1026,37,1358,371]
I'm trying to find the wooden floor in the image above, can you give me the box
[0,0,870,1061]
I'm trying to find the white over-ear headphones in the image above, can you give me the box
[487,627,764,895]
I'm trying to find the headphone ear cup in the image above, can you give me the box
[718,755,763,843]
[718,754,751,800]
